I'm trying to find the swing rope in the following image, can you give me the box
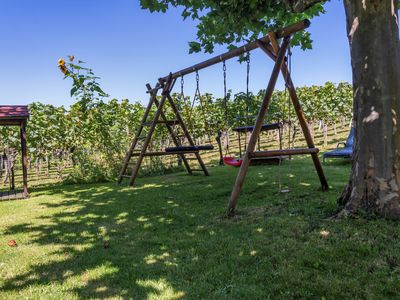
[223,52,253,166]
[244,52,252,153]
[165,73,214,153]
[279,44,293,193]
[221,60,232,156]
[177,75,187,144]
[245,52,251,124]
[223,60,228,127]
[188,71,213,146]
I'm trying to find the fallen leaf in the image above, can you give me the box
[7,240,17,247]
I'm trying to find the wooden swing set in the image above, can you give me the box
[118,19,329,215]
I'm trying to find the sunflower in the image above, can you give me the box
[68,55,75,62]
[58,58,65,67]
[59,65,68,75]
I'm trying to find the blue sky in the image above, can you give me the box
[0,0,350,107]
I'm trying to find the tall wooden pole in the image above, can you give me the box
[227,37,291,216]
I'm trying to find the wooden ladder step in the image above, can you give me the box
[133,136,147,142]
[128,150,142,157]
[129,152,143,157]
[143,120,180,126]
[249,148,319,158]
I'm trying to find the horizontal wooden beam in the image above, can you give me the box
[142,120,180,126]
[0,120,25,126]
[159,20,310,81]
[131,150,200,157]
[249,148,319,158]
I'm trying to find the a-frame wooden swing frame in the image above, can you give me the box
[118,19,328,215]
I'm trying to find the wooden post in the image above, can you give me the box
[216,131,224,165]
[10,165,15,191]
[257,40,329,191]
[20,120,28,196]
[227,37,291,216]
[238,133,242,157]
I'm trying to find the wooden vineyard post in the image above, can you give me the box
[20,119,28,196]
[227,37,291,216]
[216,131,224,166]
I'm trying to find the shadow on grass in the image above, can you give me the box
[2,168,245,298]
[4,157,396,299]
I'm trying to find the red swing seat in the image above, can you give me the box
[223,156,243,167]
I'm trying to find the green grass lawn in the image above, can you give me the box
[1,157,400,299]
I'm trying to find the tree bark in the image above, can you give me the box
[338,0,400,218]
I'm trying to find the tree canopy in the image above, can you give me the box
[139,0,326,53]
[140,1,400,54]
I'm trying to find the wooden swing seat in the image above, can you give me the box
[233,122,281,133]
[249,148,319,158]
[223,155,285,167]
[224,147,318,168]
[165,145,214,152]
[251,156,284,165]
[223,156,243,167]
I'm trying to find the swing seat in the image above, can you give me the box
[165,145,214,152]
[233,122,282,133]
[223,156,243,167]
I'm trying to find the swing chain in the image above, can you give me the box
[222,60,231,156]
[196,70,200,86]
[180,76,184,95]
[287,44,293,149]
[279,45,293,194]
[189,71,200,116]
[223,61,228,126]
[246,52,251,123]
[191,71,213,146]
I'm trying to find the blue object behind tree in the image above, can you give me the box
[323,127,354,162]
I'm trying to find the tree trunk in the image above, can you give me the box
[45,155,50,177]
[339,0,400,218]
